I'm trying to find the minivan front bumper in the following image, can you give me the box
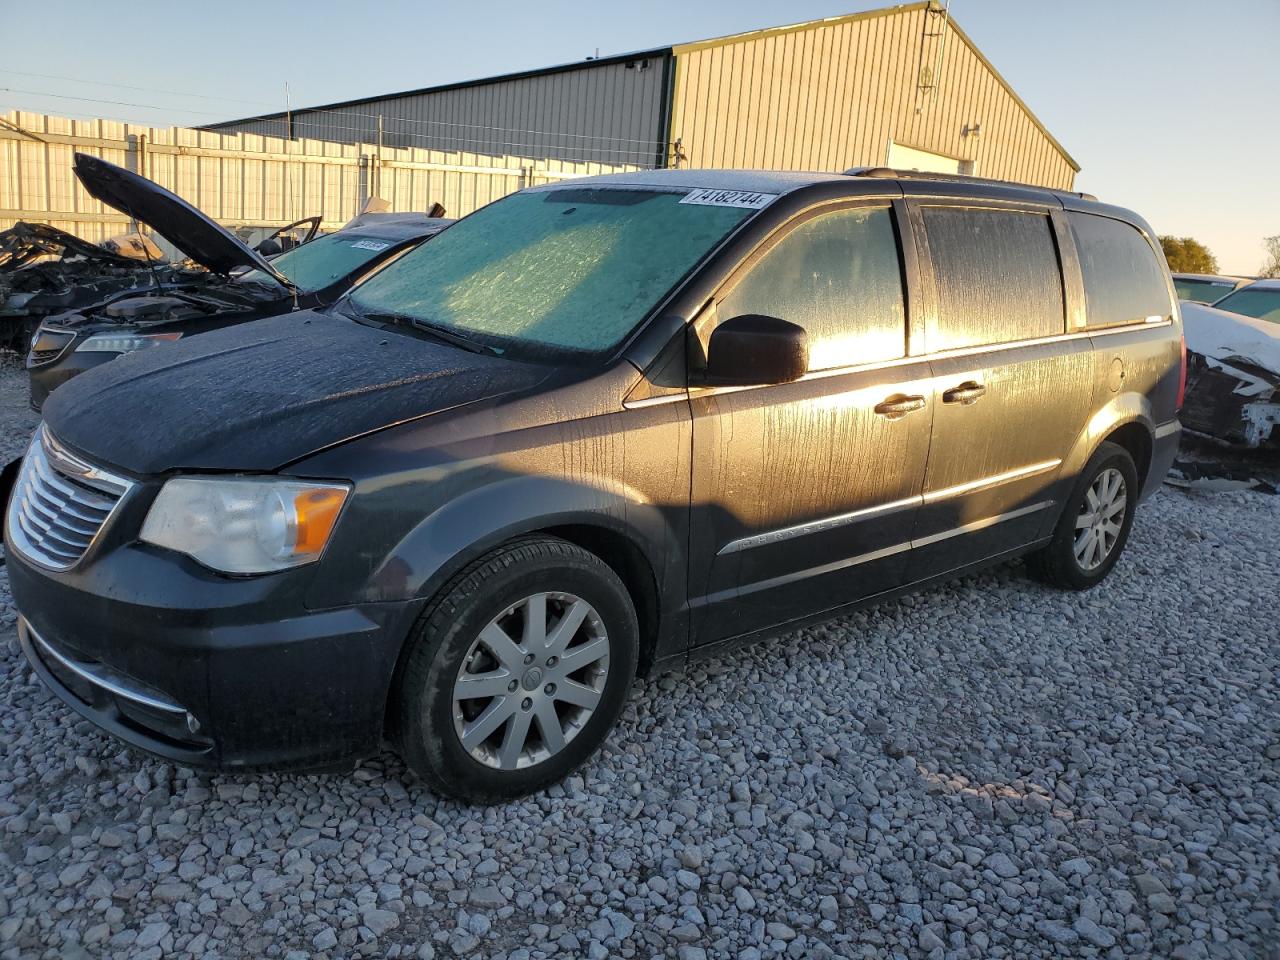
[9,549,419,771]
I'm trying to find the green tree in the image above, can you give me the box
[1259,236,1280,279]
[1159,236,1219,274]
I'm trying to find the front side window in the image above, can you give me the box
[239,232,407,293]
[347,188,757,360]
[717,206,906,370]
[921,206,1065,351]
[1070,212,1172,327]
[1210,286,1280,323]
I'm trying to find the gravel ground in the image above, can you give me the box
[0,359,1277,960]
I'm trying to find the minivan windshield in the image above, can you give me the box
[238,232,406,293]
[1211,286,1280,323]
[345,187,758,360]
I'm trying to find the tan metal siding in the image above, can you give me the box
[1,111,637,254]
[670,7,1076,189]
[210,59,669,168]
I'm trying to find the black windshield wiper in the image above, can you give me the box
[358,309,499,355]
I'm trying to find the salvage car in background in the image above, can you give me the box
[0,221,205,354]
[26,153,451,410]
[1171,272,1250,305]
[1181,299,1280,449]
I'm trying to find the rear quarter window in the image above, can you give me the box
[920,206,1066,351]
[1070,212,1172,327]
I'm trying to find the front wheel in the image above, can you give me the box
[394,536,638,803]
[1027,441,1139,590]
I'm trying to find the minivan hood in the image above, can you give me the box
[42,311,550,474]
[73,153,288,286]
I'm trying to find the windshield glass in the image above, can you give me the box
[1173,278,1235,304]
[346,187,759,359]
[239,232,405,293]
[1211,287,1280,323]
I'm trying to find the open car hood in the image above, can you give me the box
[73,153,289,288]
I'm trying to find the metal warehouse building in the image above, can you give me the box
[205,1,1079,189]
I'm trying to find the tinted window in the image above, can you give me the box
[239,232,405,293]
[1172,277,1234,304]
[921,207,1065,351]
[718,206,905,370]
[1209,286,1280,323]
[1070,213,1171,327]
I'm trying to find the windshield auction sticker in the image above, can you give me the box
[679,189,777,209]
[350,240,391,251]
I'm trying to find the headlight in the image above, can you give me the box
[75,331,182,354]
[140,477,350,574]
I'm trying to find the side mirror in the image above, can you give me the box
[704,314,808,386]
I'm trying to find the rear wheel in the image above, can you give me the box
[1027,441,1139,590]
[394,536,638,803]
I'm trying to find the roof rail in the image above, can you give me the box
[845,166,1097,202]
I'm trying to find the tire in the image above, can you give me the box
[1027,441,1139,591]
[393,535,639,803]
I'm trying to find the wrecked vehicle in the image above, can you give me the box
[26,153,451,410]
[1180,299,1280,449]
[240,216,322,256]
[0,221,201,354]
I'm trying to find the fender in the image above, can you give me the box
[1081,390,1156,475]
[1035,390,1157,541]
[357,471,680,606]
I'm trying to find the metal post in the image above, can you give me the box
[358,155,369,217]
[376,114,384,202]
[125,133,140,174]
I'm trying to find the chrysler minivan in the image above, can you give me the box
[8,168,1182,802]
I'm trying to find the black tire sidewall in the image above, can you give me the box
[398,542,638,802]
[1054,443,1140,588]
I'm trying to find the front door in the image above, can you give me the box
[905,202,1094,579]
[687,202,932,645]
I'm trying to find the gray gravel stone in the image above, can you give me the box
[1075,915,1117,948]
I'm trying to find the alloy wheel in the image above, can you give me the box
[452,592,610,770]
[1073,467,1127,571]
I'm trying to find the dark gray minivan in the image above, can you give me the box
[8,168,1183,802]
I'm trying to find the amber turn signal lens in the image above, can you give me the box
[293,487,348,555]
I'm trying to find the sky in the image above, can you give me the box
[2,0,1277,273]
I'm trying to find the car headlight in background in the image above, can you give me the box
[140,477,350,574]
[75,331,182,354]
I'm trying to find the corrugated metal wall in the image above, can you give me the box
[0,111,636,256]
[668,5,1078,189]
[209,57,671,169]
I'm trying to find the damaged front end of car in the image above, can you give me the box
[1180,300,1280,450]
[0,222,203,354]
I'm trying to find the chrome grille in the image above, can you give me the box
[27,327,76,366]
[6,426,133,570]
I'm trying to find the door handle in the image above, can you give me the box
[874,394,927,419]
[942,381,986,405]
